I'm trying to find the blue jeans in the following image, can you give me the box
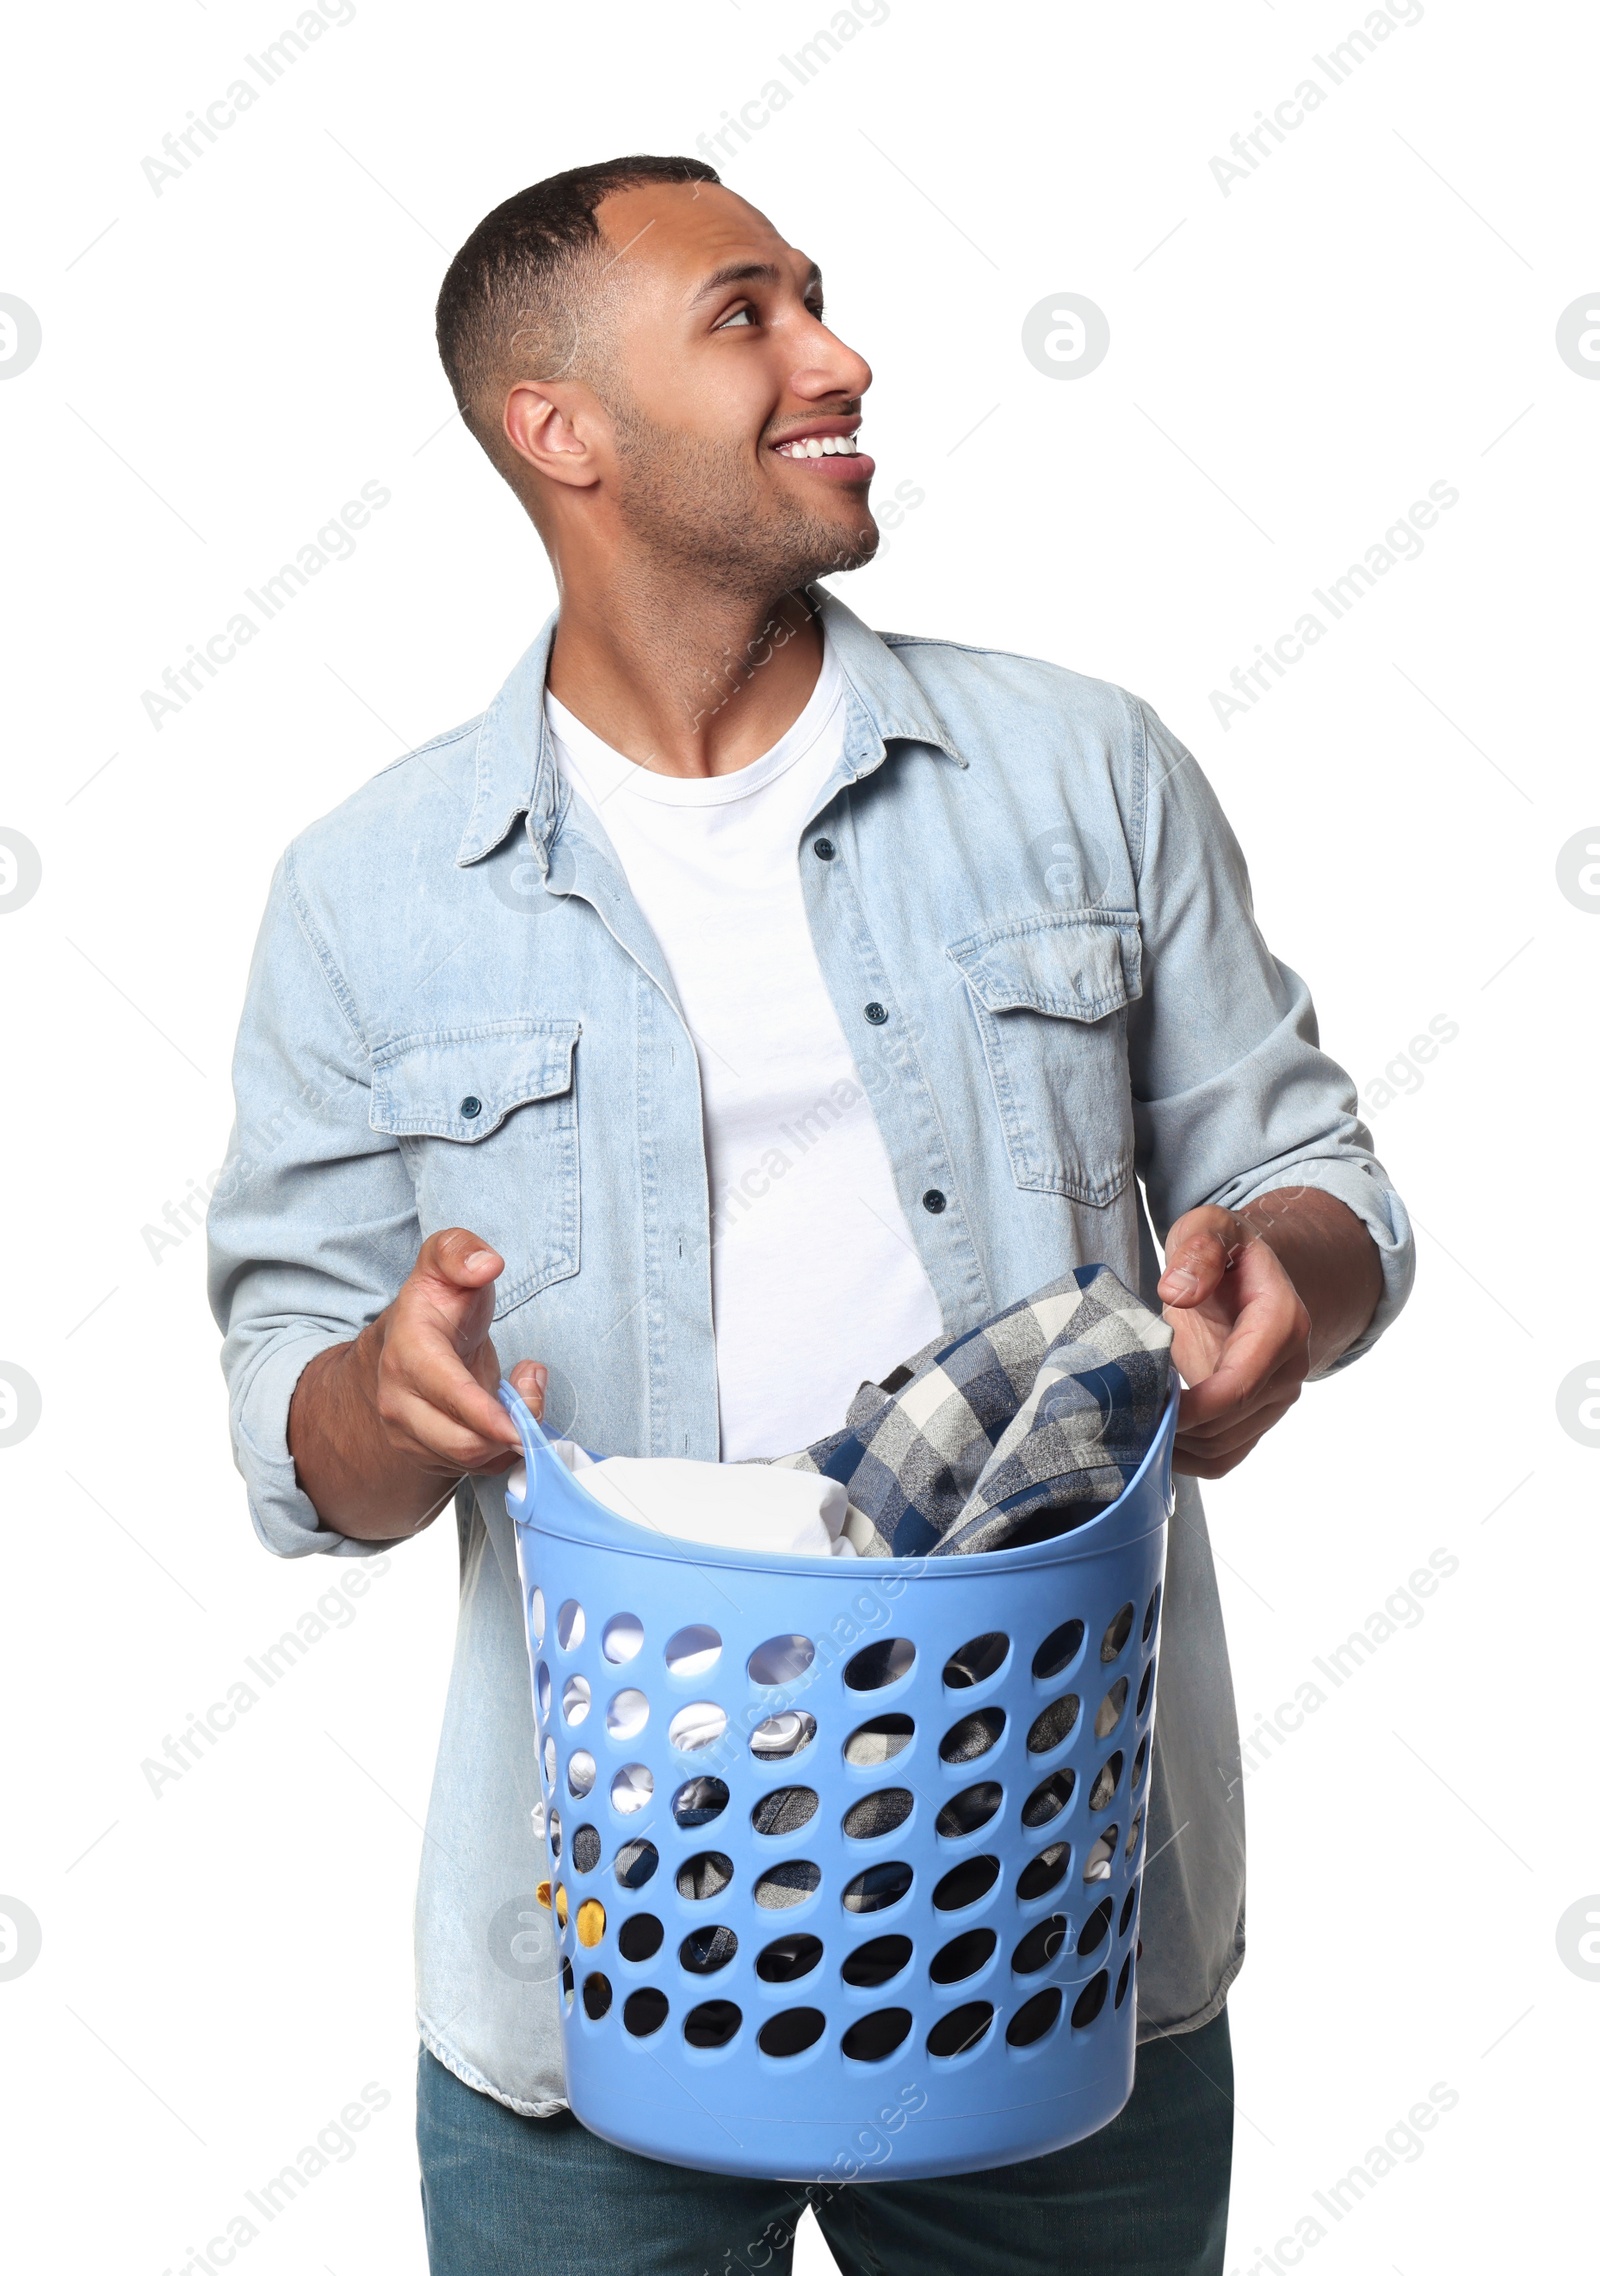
[416,2010,1233,2274]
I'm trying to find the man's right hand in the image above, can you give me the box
[288,1227,549,1541]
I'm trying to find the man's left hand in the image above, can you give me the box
[1158,1204,1313,1479]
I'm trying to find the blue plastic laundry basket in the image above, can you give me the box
[501,1378,1178,2184]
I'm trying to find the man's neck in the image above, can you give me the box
[545,576,826,780]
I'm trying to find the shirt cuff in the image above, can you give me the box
[1227,1157,1414,1377]
[230,1332,396,1559]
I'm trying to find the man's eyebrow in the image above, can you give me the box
[688,259,823,305]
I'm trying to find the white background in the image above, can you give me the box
[1,2,1595,2270]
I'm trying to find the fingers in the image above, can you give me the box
[507,1359,548,1422]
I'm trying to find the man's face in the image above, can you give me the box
[587,181,878,598]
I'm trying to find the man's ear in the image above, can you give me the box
[503,383,607,490]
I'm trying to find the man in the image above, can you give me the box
[209,155,1412,2274]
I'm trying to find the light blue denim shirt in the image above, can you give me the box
[208,591,1412,2115]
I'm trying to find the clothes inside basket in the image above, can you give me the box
[508,1264,1170,1563]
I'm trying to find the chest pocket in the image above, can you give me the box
[370,1019,581,1317]
[946,911,1141,1207]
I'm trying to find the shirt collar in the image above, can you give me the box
[453,588,963,868]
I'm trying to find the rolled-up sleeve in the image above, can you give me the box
[1126,703,1414,1372]
[207,848,420,1557]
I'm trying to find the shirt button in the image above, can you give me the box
[812,836,836,861]
[922,1188,947,1214]
[863,1001,888,1025]
[460,1095,482,1118]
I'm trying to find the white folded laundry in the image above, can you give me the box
[509,1443,852,1557]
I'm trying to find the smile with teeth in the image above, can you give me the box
[774,433,862,457]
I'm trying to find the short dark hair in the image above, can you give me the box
[436,155,720,451]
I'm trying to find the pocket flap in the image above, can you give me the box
[946,912,1141,1021]
[370,1019,579,1140]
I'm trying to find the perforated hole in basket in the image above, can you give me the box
[1132,1735,1149,1794]
[1100,1603,1134,1663]
[1012,1914,1068,1974]
[927,2001,994,2059]
[607,1688,649,1741]
[571,1824,601,1875]
[669,1702,727,1753]
[1022,1768,1075,1828]
[1143,1586,1161,1644]
[758,2008,825,2058]
[680,1925,738,1975]
[542,1737,556,1788]
[844,1637,916,1691]
[844,1714,913,1766]
[1007,1986,1063,2048]
[841,1934,911,1988]
[1083,1828,1118,1883]
[748,1634,815,1687]
[942,1632,1009,1689]
[940,1708,1005,1764]
[548,1810,562,1862]
[932,1855,999,1911]
[752,1786,819,1836]
[617,1913,663,1962]
[673,1776,730,1829]
[556,1600,585,1651]
[567,1750,596,1799]
[582,1970,612,2020]
[1088,1753,1124,1812]
[930,1927,996,1984]
[1119,1879,1140,1939]
[757,1932,823,1983]
[751,1711,816,1760]
[612,1764,653,1816]
[935,1782,1002,1840]
[1076,1897,1113,1956]
[755,1860,822,1910]
[1125,1810,1144,1861]
[1137,1657,1156,1718]
[528,1588,546,1646]
[684,1999,741,2049]
[1032,1619,1084,1683]
[842,1789,914,1841]
[1072,1970,1109,2028]
[665,1625,722,1678]
[614,1838,659,1891]
[623,1986,668,2037]
[1094,1679,1128,1739]
[1115,1952,1133,2008]
[1027,1695,1080,1754]
[841,2008,913,2063]
[1016,1843,1070,1902]
[562,1674,591,1726]
[602,1612,644,1665]
[677,1851,734,1901]
[535,1661,551,1719]
[843,1861,915,1914]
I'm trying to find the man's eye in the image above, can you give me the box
[715,306,756,329]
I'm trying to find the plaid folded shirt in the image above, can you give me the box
[764,1264,1173,1559]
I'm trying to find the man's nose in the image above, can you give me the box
[790,326,872,403]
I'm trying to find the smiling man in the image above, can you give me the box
[209,156,1412,2275]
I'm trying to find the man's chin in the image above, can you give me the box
[794,505,880,581]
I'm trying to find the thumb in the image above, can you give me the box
[1158,1217,1235,1308]
[416,1226,505,1301]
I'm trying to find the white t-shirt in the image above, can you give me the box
[546,641,944,1460]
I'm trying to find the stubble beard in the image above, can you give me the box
[609,400,880,608]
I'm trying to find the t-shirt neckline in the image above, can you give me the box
[545,637,845,810]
